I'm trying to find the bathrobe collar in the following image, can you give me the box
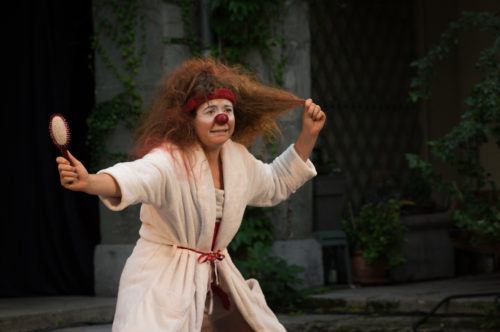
[190,139,248,251]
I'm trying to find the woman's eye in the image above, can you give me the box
[225,108,233,113]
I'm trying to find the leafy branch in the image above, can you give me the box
[208,0,288,86]
[406,11,500,240]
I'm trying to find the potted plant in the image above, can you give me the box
[342,199,407,284]
[405,12,500,253]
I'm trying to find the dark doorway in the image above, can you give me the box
[310,0,419,208]
[3,1,99,296]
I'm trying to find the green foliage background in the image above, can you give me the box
[406,11,500,241]
[342,199,407,269]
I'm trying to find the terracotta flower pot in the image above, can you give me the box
[351,250,389,285]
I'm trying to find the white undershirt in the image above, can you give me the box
[215,188,224,221]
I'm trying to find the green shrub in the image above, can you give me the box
[229,207,306,310]
[342,199,407,269]
[406,11,500,242]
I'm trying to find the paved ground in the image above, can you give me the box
[308,273,500,314]
[0,273,498,332]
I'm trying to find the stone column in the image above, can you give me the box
[273,0,323,288]
[247,0,323,288]
[93,0,190,296]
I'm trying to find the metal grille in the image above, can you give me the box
[310,0,420,209]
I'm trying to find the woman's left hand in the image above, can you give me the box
[294,98,326,162]
[302,98,326,137]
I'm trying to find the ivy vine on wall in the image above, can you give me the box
[163,0,288,86]
[87,0,146,171]
[208,0,288,81]
[406,11,500,241]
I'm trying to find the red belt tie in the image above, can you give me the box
[177,221,230,311]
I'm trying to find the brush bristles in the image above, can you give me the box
[49,114,71,147]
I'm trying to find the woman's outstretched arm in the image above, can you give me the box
[294,98,326,162]
[56,150,121,198]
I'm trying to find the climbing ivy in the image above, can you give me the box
[406,11,500,241]
[163,0,288,86]
[228,207,306,310]
[87,0,146,171]
[162,0,201,56]
[208,0,288,85]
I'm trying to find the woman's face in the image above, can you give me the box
[194,98,235,150]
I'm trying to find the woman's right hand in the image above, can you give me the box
[57,150,89,192]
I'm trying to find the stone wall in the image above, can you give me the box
[93,0,191,295]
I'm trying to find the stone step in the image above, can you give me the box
[1,274,498,332]
[0,297,115,332]
[47,325,112,332]
[46,314,496,332]
[46,325,112,332]
[306,273,500,315]
[280,313,496,332]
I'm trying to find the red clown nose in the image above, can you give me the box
[214,113,229,125]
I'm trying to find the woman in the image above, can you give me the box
[57,58,325,331]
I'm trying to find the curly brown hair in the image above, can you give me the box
[134,57,304,158]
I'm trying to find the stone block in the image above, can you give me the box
[272,238,324,288]
[162,44,191,74]
[99,203,141,245]
[104,123,134,154]
[94,244,135,296]
[162,2,185,38]
[390,211,455,282]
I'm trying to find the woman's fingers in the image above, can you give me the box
[305,101,323,121]
[58,156,78,183]
[56,156,70,165]
[304,98,313,108]
[67,150,82,167]
[311,105,320,119]
[313,109,325,121]
[61,170,78,178]
[62,177,75,185]
[56,151,90,192]
[58,163,75,172]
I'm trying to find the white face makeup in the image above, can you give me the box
[194,98,235,149]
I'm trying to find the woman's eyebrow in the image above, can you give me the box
[203,103,233,111]
[202,104,217,111]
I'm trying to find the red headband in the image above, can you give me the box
[184,88,236,113]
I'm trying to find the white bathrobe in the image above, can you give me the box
[98,139,317,332]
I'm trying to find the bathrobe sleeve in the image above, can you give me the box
[244,144,317,206]
[96,149,172,211]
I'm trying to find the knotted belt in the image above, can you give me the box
[175,221,231,314]
[177,246,225,264]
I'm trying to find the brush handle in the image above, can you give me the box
[59,146,73,166]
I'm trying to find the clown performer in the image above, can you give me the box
[56,58,326,332]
